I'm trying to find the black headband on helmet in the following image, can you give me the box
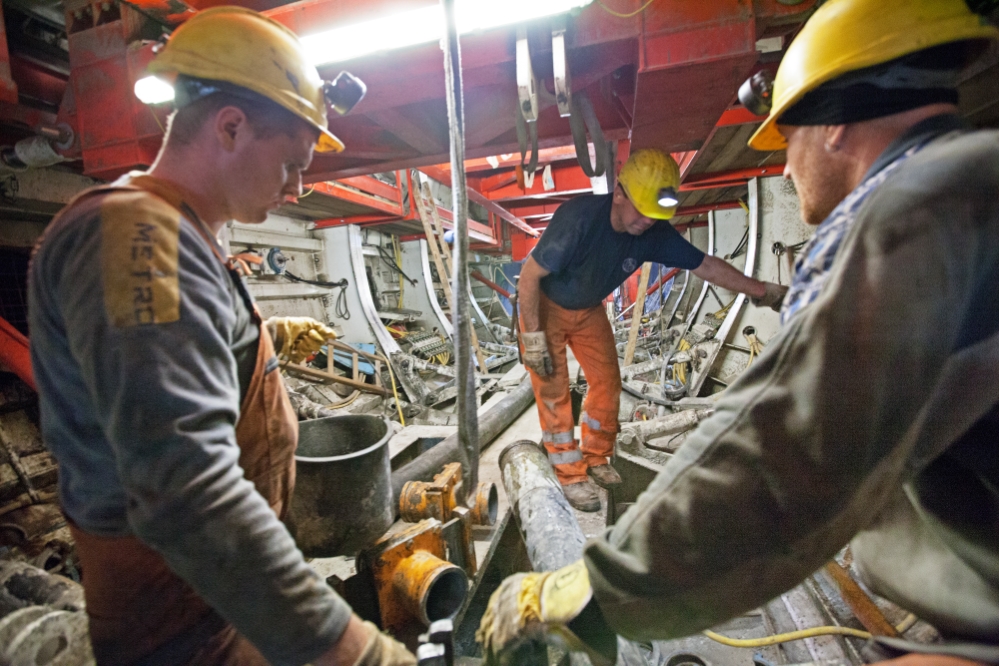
[779,42,969,126]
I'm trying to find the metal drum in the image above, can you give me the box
[289,415,394,557]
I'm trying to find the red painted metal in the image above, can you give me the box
[681,165,785,190]
[0,315,34,390]
[68,5,164,180]
[510,232,539,262]
[471,271,511,299]
[716,106,768,127]
[0,1,18,105]
[419,166,538,237]
[484,163,593,202]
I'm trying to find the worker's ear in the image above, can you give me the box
[214,105,250,152]
[823,124,847,153]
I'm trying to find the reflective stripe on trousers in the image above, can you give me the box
[524,294,622,485]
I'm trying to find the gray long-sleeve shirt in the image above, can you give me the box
[28,184,351,665]
[585,118,999,645]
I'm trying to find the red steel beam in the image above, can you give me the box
[681,165,785,190]
[310,181,405,217]
[716,106,767,127]
[483,163,593,202]
[419,166,538,237]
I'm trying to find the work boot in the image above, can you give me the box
[562,480,601,512]
[587,463,622,489]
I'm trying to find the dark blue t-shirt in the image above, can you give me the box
[532,194,705,309]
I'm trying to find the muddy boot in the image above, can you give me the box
[587,463,622,489]
[563,480,601,512]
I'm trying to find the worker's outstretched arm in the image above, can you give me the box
[582,172,999,641]
[516,256,555,376]
[691,254,768,299]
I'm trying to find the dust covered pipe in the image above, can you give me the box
[390,377,535,507]
[499,440,585,571]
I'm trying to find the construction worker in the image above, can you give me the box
[518,149,786,511]
[28,8,414,666]
[481,0,999,663]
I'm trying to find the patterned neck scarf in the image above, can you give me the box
[780,144,924,325]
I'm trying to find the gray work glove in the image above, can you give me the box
[520,331,554,377]
[752,282,788,312]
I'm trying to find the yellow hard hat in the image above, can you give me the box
[617,149,681,220]
[748,0,999,151]
[147,6,344,153]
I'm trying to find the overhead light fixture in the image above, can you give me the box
[134,75,175,104]
[300,0,594,66]
[657,187,679,207]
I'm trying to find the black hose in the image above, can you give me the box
[284,272,351,320]
[378,245,417,286]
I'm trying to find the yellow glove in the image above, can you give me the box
[352,621,416,666]
[477,560,612,666]
[267,317,338,363]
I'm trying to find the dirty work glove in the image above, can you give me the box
[477,560,615,666]
[267,316,338,363]
[520,331,554,377]
[352,621,416,666]
[751,281,788,312]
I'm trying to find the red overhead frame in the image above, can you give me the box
[261,0,815,181]
[681,165,785,191]
[66,1,165,180]
[510,231,539,262]
[419,166,538,237]
[312,170,498,244]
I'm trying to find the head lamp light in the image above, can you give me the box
[656,187,679,208]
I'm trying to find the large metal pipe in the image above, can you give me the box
[499,440,585,571]
[499,441,651,666]
[391,377,535,504]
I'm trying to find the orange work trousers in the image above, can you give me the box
[524,294,621,486]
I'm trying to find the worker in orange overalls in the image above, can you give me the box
[517,150,786,511]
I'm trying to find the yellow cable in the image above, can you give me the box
[385,359,406,426]
[705,613,919,649]
[300,184,316,198]
[327,391,360,410]
[704,627,872,648]
[738,199,749,213]
[895,613,917,634]
[597,0,656,18]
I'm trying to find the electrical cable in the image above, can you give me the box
[327,391,360,410]
[385,359,406,426]
[703,626,872,648]
[378,245,417,286]
[300,185,315,198]
[284,271,351,320]
[704,612,920,649]
[597,0,657,18]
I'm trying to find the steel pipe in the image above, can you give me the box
[499,440,585,571]
[392,550,468,626]
[391,377,535,506]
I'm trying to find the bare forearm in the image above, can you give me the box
[518,257,548,332]
[693,255,766,298]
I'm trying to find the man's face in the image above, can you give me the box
[780,124,854,226]
[610,186,658,236]
[222,119,317,224]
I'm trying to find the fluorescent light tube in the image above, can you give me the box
[300,0,593,66]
